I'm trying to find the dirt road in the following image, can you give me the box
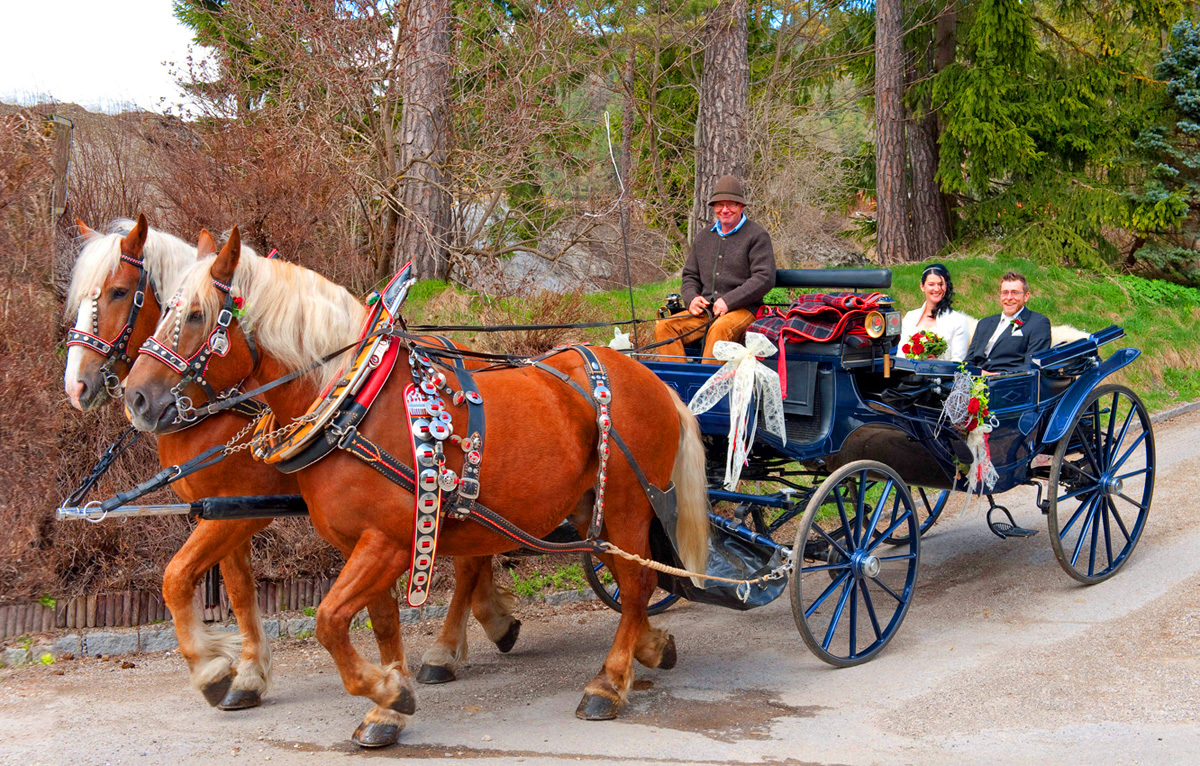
[3,412,1199,766]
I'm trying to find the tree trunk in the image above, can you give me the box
[935,0,958,238]
[907,46,950,261]
[874,0,911,264]
[692,0,749,243]
[393,0,452,280]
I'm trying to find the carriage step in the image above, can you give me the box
[987,505,1038,539]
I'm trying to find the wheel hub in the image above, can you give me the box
[1102,474,1124,497]
[852,551,881,579]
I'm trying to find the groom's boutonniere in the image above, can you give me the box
[1013,317,1025,329]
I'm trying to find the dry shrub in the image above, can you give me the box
[745,98,863,267]
[473,291,593,355]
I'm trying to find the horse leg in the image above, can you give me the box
[161,518,269,707]
[469,556,522,653]
[315,530,415,747]
[354,591,406,747]
[576,551,656,720]
[416,556,484,684]
[216,537,273,710]
[589,549,675,671]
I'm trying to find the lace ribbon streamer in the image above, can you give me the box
[687,332,786,490]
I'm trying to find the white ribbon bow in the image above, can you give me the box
[688,332,786,490]
[608,328,632,350]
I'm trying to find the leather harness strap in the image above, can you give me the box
[67,254,157,396]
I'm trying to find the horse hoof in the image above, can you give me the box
[415,663,456,685]
[218,688,262,711]
[388,685,417,715]
[495,619,521,654]
[352,721,401,749]
[575,693,621,721]
[199,673,234,707]
[658,635,677,670]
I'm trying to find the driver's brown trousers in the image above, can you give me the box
[653,308,756,363]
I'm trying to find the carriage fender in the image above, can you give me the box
[1040,348,1141,446]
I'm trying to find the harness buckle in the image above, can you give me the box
[217,308,233,328]
[457,477,480,500]
[133,290,145,308]
[334,424,358,450]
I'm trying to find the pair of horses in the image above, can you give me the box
[65,217,709,746]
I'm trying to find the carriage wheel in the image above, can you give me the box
[885,487,950,545]
[790,460,920,667]
[581,553,680,616]
[1047,384,1154,584]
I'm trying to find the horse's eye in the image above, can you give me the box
[187,311,204,323]
[109,288,129,301]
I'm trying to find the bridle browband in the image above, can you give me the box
[138,274,259,424]
[66,252,157,397]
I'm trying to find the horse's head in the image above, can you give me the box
[126,227,259,433]
[64,213,161,410]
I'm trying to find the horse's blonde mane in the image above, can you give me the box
[65,220,199,318]
[162,250,366,393]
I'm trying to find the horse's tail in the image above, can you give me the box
[669,389,710,586]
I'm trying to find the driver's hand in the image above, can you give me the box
[688,296,710,316]
[713,298,729,317]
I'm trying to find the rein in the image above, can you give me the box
[66,252,157,397]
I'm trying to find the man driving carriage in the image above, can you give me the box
[654,175,776,362]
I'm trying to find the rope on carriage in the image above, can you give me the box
[598,542,794,602]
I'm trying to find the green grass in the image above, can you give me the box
[404,252,1200,413]
[507,563,590,598]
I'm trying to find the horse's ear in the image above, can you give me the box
[212,226,242,285]
[197,229,217,257]
[75,218,95,237]
[121,213,149,257]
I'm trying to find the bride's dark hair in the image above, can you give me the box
[921,263,955,318]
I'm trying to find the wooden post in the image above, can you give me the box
[0,606,10,640]
[86,595,98,628]
[56,600,68,629]
[42,605,54,633]
[105,593,117,627]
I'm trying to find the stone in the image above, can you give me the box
[138,628,179,653]
[83,632,139,657]
[2,647,28,666]
[53,635,82,658]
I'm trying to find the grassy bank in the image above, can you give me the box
[406,255,1200,413]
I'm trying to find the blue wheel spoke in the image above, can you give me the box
[870,575,904,604]
[1060,493,1098,537]
[834,491,853,549]
[878,553,917,563]
[1057,483,1097,504]
[1111,431,1148,472]
[804,570,851,619]
[811,521,852,561]
[800,561,852,574]
[1107,403,1136,465]
[1059,459,1099,485]
[866,510,914,553]
[1077,427,1105,475]
[858,579,882,641]
[1116,492,1148,511]
[865,479,895,548]
[1104,392,1120,462]
[1107,497,1132,544]
[611,584,620,601]
[1116,467,1151,481]
[821,577,854,651]
[1101,497,1114,569]
[854,471,868,547]
[1070,500,1100,568]
[1087,501,1100,576]
[1091,399,1105,469]
[848,583,858,657]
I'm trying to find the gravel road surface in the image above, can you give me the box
[3,411,1199,766]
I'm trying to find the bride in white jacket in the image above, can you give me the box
[897,263,971,361]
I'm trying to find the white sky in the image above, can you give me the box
[0,1,199,112]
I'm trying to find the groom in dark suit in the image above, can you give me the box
[966,271,1052,373]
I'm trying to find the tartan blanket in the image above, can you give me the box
[748,292,884,396]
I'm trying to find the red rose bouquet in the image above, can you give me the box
[901,330,948,360]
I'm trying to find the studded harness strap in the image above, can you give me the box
[139,276,261,426]
[66,252,157,398]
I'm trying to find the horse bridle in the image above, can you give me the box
[138,275,259,424]
[65,252,157,398]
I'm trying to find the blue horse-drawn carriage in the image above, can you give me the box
[590,267,1154,667]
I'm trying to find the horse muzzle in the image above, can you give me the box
[126,383,178,433]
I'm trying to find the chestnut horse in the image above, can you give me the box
[124,228,709,747]
[64,217,519,711]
